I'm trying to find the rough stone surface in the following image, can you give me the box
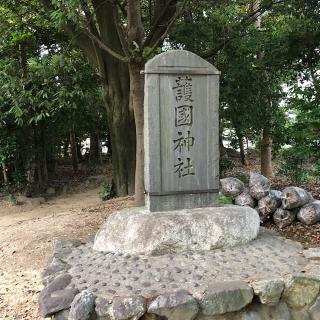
[53,240,83,259]
[39,273,79,317]
[144,50,220,212]
[196,281,254,315]
[95,295,147,320]
[69,290,95,320]
[283,275,320,309]
[93,206,260,255]
[309,296,320,320]
[57,229,307,300]
[148,290,199,320]
[251,279,284,305]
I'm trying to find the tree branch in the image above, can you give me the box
[201,0,285,59]
[143,0,189,58]
[142,0,176,48]
[84,29,128,62]
[112,0,130,57]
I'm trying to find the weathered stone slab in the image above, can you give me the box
[144,50,220,212]
[196,281,254,316]
[93,206,260,255]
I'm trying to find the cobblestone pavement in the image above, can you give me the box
[64,229,307,299]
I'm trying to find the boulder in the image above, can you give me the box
[93,206,260,255]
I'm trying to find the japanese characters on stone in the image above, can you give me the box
[172,75,196,178]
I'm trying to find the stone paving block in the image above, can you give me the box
[282,275,320,309]
[69,290,95,320]
[148,290,199,320]
[196,281,253,316]
[96,296,146,320]
[251,279,284,306]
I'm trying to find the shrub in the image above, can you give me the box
[98,179,115,201]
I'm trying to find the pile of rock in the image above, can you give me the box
[220,173,320,228]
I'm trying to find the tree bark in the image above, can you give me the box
[90,132,101,164]
[63,138,69,158]
[2,162,8,184]
[102,82,136,196]
[237,133,247,166]
[70,118,78,173]
[129,60,145,206]
[261,126,273,177]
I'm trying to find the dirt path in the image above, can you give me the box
[0,188,132,319]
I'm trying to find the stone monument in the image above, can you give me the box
[93,50,260,255]
[144,50,220,212]
[38,51,320,320]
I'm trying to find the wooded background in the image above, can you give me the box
[0,0,319,203]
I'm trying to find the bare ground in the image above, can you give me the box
[0,187,133,320]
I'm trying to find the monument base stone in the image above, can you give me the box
[93,205,260,256]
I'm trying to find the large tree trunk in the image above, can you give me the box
[70,119,78,173]
[102,83,136,196]
[90,132,101,164]
[2,162,8,184]
[261,126,273,177]
[236,131,247,166]
[129,60,145,206]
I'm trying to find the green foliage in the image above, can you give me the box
[219,156,234,178]
[278,148,310,185]
[219,192,234,205]
[6,193,17,205]
[98,179,115,201]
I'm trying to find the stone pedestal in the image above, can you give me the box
[93,205,260,256]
